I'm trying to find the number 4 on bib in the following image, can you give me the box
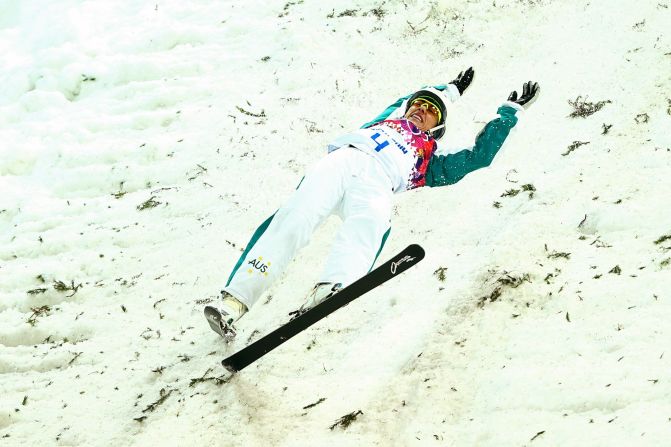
[222,244,425,372]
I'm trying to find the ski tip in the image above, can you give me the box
[407,243,425,258]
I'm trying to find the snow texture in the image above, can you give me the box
[1,0,670,446]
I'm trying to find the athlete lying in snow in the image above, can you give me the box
[205,67,540,339]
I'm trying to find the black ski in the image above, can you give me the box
[222,244,425,372]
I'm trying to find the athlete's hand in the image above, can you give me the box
[450,67,474,95]
[508,81,540,108]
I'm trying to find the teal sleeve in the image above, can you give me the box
[361,84,449,129]
[424,105,519,187]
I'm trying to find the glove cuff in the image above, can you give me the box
[502,101,524,112]
[444,83,461,102]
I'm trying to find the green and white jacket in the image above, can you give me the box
[327,84,523,193]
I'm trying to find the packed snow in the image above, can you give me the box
[1,0,670,445]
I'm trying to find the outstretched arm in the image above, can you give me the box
[424,81,539,187]
[424,104,521,187]
[360,93,414,129]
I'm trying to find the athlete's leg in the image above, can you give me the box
[320,154,393,287]
[223,148,361,308]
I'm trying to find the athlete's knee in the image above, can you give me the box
[273,207,319,237]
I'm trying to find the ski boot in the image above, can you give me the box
[290,282,342,320]
[204,291,248,341]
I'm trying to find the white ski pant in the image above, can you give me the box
[224,146,393,308]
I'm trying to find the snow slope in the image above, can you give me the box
[1,0,670,445]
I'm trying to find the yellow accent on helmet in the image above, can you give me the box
[411,97,443,122]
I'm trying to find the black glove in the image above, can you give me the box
[450,67,474,95]
[508,81,540,108]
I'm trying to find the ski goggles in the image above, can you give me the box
[409,98,442,122]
